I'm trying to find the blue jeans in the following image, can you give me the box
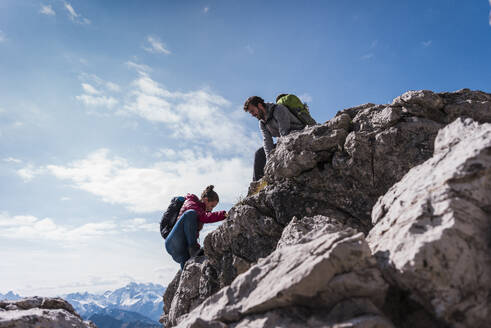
[165,210,198,269]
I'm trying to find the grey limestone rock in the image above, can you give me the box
[276,214,353,249]
[367,118,491,327]
[162,256,220,327]
[204,204,283,289]
[264,114,351,179]
[0,297,96,328]
[162,89,491,327]
[161,269,182,324]
[174,222,390,327]
[229,304,395,328]
[264,89,490,226]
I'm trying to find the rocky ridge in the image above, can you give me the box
[0,296,96,328]
[161,89,491,328]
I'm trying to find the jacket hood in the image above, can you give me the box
[186,193,200,202]
[185,194,205,209]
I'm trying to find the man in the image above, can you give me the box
[243,96,306,181]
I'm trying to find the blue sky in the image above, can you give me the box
[1,0,490,296]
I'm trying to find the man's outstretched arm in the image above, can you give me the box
[260,121,274,158]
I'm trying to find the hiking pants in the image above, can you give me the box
[165,209,198,269]
[253,147,266,181]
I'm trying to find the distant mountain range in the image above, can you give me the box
[88,308,160,328]
[64,282,165,322]
[0,282,165,328]
[0,291,21,301]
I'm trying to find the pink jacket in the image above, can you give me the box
[178,194,226,234]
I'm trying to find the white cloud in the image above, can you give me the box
[40,5,56,16]
[124,75,181,123]
[143,36,171,55]
[126,61,152,74]
[0,102,49,130]
[121,218,156,232]
[0,212,160,243]
[17,165,45,182]
[64,2,77,18]
[64,2,91,24]
[204,6,209,14]
[155,148,177,158]
[60,197,71,201]
[0,30,7,43]
[0,212,117,242]
[153,267,178,282]
[79,73,121,93]
[124,69,260,154]
[3,157,22,164]
[76,94,118,108]
[422,40,432,47]
[45,148,251,213]
[0,243,173,296]
[298,93,313,104]
[370,40,378,49]
[362,53,374,60]
[106,82,121,92]
[77,75,121,109]
[64,2,80,19]
[81,83,100,95]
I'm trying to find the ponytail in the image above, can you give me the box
[201,185,219,202]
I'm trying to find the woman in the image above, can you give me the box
[165,185,227,269]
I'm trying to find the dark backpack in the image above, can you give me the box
[160,196,185,239]
[276,94,317,126]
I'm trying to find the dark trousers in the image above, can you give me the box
[253,147,267,181]
[165,210,198,269]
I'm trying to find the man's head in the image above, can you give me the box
[244,96,267,120]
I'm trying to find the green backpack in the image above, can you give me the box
[276,94,317,126]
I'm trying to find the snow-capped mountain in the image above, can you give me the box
[0,291,21,301]
[63,291,108,319]
[64,282,165,322]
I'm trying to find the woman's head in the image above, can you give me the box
[201,185,219,211]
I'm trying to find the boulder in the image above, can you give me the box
[204,204,283,289]
[161,269,182,325]
[175,219,390,327]
[368,118,491,327]
[0,297,96,328]
[162,256,220,327]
